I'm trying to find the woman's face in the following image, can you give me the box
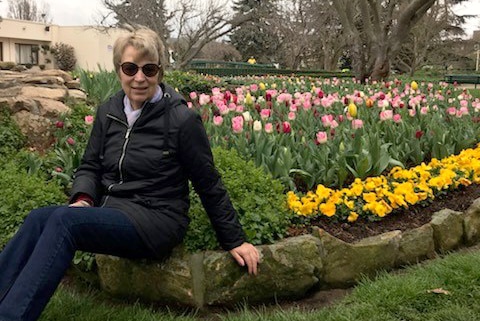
[119,45,159,110]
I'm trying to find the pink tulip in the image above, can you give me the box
[84,115,94,125]
[393,114,402,123]
[189,92,198,100]
[288,111,296,120]
[265,123,273,133]
[260,109,271,119]
[379,110,393,121]
[316,131,328,144]
[351,119,363,129]
[199,94,210,105]
[213,116,223,126]
[66,137,75,145]
[446,107,457,115]
[231,116,244,133]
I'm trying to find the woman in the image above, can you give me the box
[0,27,259,321]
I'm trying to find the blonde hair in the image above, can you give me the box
[113,27,166,82]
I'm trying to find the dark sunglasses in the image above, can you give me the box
[120,62,161,77]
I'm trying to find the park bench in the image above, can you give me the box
[445,74,480,88]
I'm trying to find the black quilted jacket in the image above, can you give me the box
[70,83,245,257]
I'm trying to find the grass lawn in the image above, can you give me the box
[40,246,480,321]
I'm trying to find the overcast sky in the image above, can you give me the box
[1,0,479,37]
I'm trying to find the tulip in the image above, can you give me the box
[213,115,223,126]
[245,92,253,105]
[351,119,363,129]
[316,131,328,144]
[282,121,291,134]
[411,81,418,91]
[84,115,94,125]
[264,123,273,133]
[259,82,266,90]
[55,121,64,129]
[366,98,374,108]
[253,120,262,131]
[348,103,357,118]
[242,111,252,122]
[231,116,244,133]
[66,137,75,145]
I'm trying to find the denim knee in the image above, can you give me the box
[22,206,63,232]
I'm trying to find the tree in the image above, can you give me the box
[102,0,172,66]
[266,0,345,70]
[229,0,281,63]
[331,0,437,81]
[100,0,255,70]
[7,0,51,22]
[394,0,474,75]
[196,41,242,61]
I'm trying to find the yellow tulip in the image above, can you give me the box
[348,103,357,117]
[411,81,418,91]
[245,92,253,105]
[259,82,266,90]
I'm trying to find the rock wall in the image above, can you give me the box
[0,69,86,151]
[96,198,480,308]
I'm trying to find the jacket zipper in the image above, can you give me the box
[101,114,130,207]
[101,103,148,207]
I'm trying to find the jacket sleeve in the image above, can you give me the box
[178,111,246,251]
[69,106,105,205]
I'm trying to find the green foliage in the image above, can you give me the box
[50,103,95,189]
[0,61,16,70]
[51,42,77,71]
[164,70,224,97]
[0,108,26,158]
[183,147,291,252]
[0,160,66,249]
[229,0,280,63]
[77,68,222,105]
[76,66,121,106]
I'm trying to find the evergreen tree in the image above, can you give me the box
[229,0,280,63]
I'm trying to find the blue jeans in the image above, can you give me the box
[0,205,156,321]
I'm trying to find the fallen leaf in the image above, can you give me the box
[427,288,450,295]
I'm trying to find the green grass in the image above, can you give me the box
[468,88,480,98]
[41,247,480,320]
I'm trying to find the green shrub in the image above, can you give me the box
[0,61,16,70]
[184,147,291,252]
[0,109,26,159]
[164,70,225,96]
[0,160,67,249]
[51,42,77,71]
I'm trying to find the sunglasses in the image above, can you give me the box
[120,62,161,77]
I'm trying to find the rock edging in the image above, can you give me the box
[95,197,480,308]
[0,69,86,150]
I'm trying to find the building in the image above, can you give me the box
[0,17,128,71]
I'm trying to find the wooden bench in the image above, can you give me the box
[445,74,480,88]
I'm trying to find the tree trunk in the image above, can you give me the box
[370,45,391,81]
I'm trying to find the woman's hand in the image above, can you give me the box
[68,200,92,207]
[229,242,260,275]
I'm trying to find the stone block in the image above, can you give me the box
[431,209,464,253]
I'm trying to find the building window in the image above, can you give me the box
[0,43,3,61]
[15,44,39,65]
